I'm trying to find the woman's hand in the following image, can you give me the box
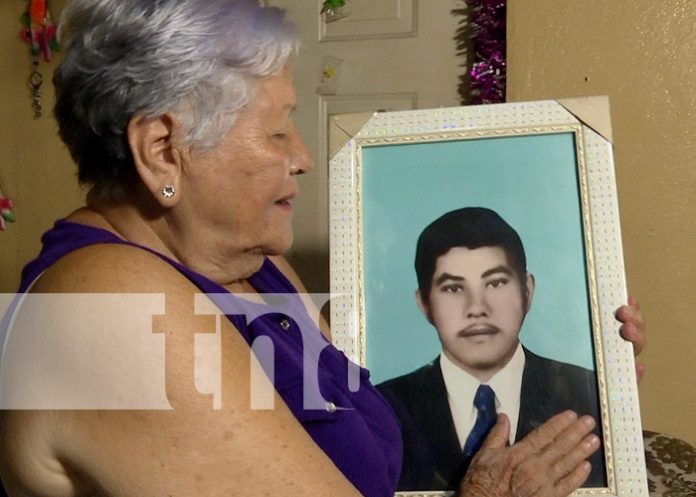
[458,411,599,497]
[615,295,646,380]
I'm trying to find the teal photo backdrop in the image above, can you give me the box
[360,132,595,384]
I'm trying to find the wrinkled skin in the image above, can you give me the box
[459,412,599,497]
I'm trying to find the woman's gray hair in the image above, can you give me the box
[54,0,298,201]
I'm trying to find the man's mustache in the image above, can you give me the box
[457,323,501,337]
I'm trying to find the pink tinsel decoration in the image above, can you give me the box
[467,0,506,104]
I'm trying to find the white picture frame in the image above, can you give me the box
[328,98,648,497]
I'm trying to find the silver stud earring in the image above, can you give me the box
[161,185,176,199]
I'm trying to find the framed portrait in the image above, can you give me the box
[328,98,647,497]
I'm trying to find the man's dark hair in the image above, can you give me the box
[415,207,528,304]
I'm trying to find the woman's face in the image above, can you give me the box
[182,65,312,258]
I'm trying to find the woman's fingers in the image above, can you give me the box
[479,413,511,451]
[635,362,646,381]
[616,295,646,380]
[619,320,645,354]
[549,461,592,497]
[539,416,599,468]
[457,415,515,497]
[460,412,601,497]
[546,432,600,485]
[509,413,600,497]
[511,411,578,456]
[616,296,646,355]
[511,462,592,497]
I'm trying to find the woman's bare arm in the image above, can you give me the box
[1,244,361,497]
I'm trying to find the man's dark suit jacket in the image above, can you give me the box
[376,347,606,491]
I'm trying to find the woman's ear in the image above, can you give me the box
[127,112,183,206]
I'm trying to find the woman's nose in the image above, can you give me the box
[289,124,314,175]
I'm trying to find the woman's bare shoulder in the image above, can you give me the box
[1,250,359,497]
[1,244,197,496]
[30,242,190,294]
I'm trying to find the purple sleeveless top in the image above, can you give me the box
[6,220,403,497]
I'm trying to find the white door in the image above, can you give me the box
[266,0,464,292]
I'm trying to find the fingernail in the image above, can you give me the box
[586,435,600,447]
[582,416,596,429]
[564,410,578,421]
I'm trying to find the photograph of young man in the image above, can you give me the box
[376,207,605,491]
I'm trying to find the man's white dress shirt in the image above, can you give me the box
[440,343,526,447]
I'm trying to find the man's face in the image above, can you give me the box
[417,246,534,380]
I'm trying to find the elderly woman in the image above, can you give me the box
[0,1,645,496]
